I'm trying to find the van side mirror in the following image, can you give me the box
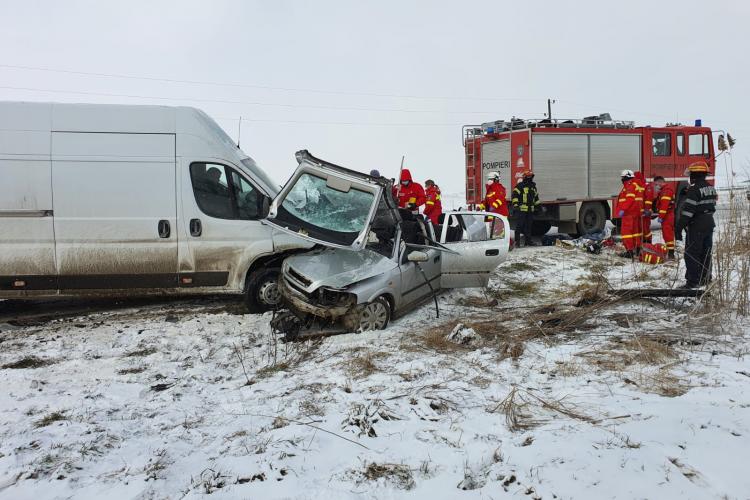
[407,250,429,262]
[259,195,270,218]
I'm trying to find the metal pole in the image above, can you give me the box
[547,99,552,121]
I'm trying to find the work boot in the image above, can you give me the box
[618,250,634,259]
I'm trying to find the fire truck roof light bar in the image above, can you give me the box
[478,116,636,134]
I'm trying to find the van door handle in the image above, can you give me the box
[485,249,499,256]
[190,218,202,237]
[158,220,171,238]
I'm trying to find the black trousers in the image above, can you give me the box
[685,229,713,286]
[515,211,534,242]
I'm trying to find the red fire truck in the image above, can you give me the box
[463,114,716,235]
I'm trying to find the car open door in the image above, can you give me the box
[263,150,388,251]
[438,211,509,288]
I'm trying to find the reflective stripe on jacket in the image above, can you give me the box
[511,180,540,212]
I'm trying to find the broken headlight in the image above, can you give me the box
[316,287,355,307]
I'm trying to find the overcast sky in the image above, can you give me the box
[2,0,748,198]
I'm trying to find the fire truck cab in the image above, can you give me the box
[463,114,715,235]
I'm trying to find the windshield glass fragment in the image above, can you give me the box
[277,173,375,245]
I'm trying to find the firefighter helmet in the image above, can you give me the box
[620,169,635,179]
[522,170,534,178]
[487,172,500,181]
[688,161,709,173]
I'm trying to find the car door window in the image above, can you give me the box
[190,162,234,219]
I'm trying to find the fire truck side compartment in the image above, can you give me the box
[589,135,641,198]
[531,134,588,201]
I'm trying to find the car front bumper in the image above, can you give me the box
[279,275,356,319]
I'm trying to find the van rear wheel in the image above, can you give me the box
[245,268,281,313]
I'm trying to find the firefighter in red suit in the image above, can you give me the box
[616,169,643,258]
[653,175,676,259]
[478,172,509,216]
[395,168,426,214]
[631,172,647,245]
[423,179,442,225]
[642,180,655,244]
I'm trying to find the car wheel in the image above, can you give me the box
[245,268,281,313]
[357,296,391,332]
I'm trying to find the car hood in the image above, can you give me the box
[283,247,397,290]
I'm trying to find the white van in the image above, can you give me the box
[0,101,311,311]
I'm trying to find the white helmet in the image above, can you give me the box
[487,172,500,182]
[620,169,635,179]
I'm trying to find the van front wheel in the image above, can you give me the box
[245,268,281,313]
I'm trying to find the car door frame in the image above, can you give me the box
[438,211,510,288]
[396,223,442,310]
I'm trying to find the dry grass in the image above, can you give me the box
[489,386,594,432]
[345,350,389,378]
[499,262,539,273]
[3,356,56,369]
[117,366,146,375]
[634,370,690,398]
[709,194,749,315]
[35,411,67,428]
[124,347,157,358]
[554,359,584,377]
[490,279,540,300]
[360,462,415,490]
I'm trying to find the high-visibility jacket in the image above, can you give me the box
[395,169,426,211]
[617,179,643,217]
[617,179,643,251]
[511,180,540,212]
[643,182,655,214]
[423,184,443,224]
[479,181,509,216]
[655,185,675,217]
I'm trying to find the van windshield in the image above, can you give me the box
[241,157,280,196]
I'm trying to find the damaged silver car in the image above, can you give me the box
[263,151,510,337]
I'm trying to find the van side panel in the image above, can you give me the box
[51,132,178,287]
[0,102,57,282]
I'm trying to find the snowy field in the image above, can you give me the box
[1,207,748,499]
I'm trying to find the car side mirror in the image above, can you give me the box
[407,250,429,262]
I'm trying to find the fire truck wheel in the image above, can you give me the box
[531,221,552,236]
[577,202,607,235]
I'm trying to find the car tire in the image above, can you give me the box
[245,267,282,314]
[357,296,391,332]
[577,202,607,236]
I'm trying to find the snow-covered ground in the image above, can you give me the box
[1,216,748,499]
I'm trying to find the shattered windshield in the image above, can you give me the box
[275,172,376,246]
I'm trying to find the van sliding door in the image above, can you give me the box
[51,132,178,289]
[0,107,57,292]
